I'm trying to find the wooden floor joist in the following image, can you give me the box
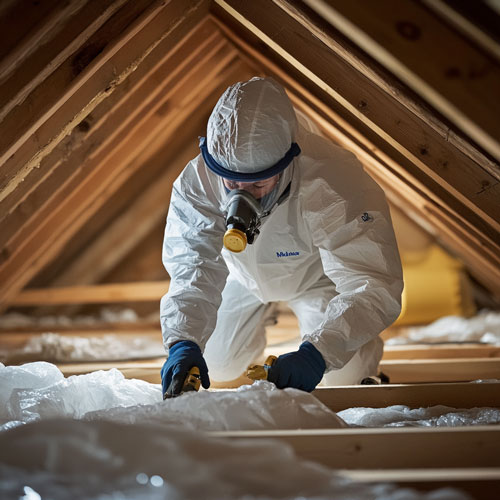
[51,356,500,410]
[380,357,500,384]
[341,468,500,500]
[211,426,500,470]
[312,381,500,412]
[383,343,500,360]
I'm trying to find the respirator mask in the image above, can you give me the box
[222,189,265,253]
[199,136,300,253]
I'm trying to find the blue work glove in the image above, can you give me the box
[267,341,326,392]
[161,340,210,399]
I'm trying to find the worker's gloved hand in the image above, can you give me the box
[161,340,210,398]
[267,341,326,392]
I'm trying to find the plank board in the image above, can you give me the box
[57,357,164,384]
[10,281,170,305]
[380,358,500,383]
[341,468,500,500]
[383,344,500,360]
[210,426,500,470]
[313,382,500,411]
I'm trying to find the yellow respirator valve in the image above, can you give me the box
[223,228,247,253]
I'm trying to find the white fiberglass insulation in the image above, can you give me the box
[0,362,476,499]
[2,362,499,434]
[0,420,468,500]
[387,310,500,345]
[0,332,165,363]
[0,362,345,432]
[338,405,500,427]
[0,308,142,329]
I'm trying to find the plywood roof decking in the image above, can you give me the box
[0,0,499,312]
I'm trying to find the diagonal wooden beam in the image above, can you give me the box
[0,0,63,71]
[0,0,130,123]
[0,19,240,308]
[210,8,500,297]
[43,142,194,287]
[303,0,500,161]
[0,15,220,227]
[421,0,500,64]
[212,1,500,242]
[270,0,499,181]
[0,0,209,203]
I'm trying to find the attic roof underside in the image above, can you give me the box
[0,0,499,314]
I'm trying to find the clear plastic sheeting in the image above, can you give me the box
[0,419,470,500]
[0,332,165,363]
[1,362,345,431]
[86,380,347,431]
[0,362,63,419]
[3,365,161,427]
[338,405,500,427]
[387,310,500,345]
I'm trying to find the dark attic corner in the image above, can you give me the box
[0,1,499,499]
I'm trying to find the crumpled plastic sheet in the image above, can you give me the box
[86,379,347,431]
[0,332,165,363]
[0,361,64,418]
[387,310,500,345]
[1,362,345,432]
[0,419,470,500]
[338,404,500,427]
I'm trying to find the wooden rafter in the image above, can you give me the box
[302,0,500,161]
[210,2,500,297]
[211,1,500,235]
[0,15,244,308]
[0,0,168,201]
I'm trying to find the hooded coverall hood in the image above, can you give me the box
[206,77,299,176]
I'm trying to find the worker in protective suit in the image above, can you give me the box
[160,77,403,398]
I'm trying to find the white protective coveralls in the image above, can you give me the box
[161,77,403,385]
